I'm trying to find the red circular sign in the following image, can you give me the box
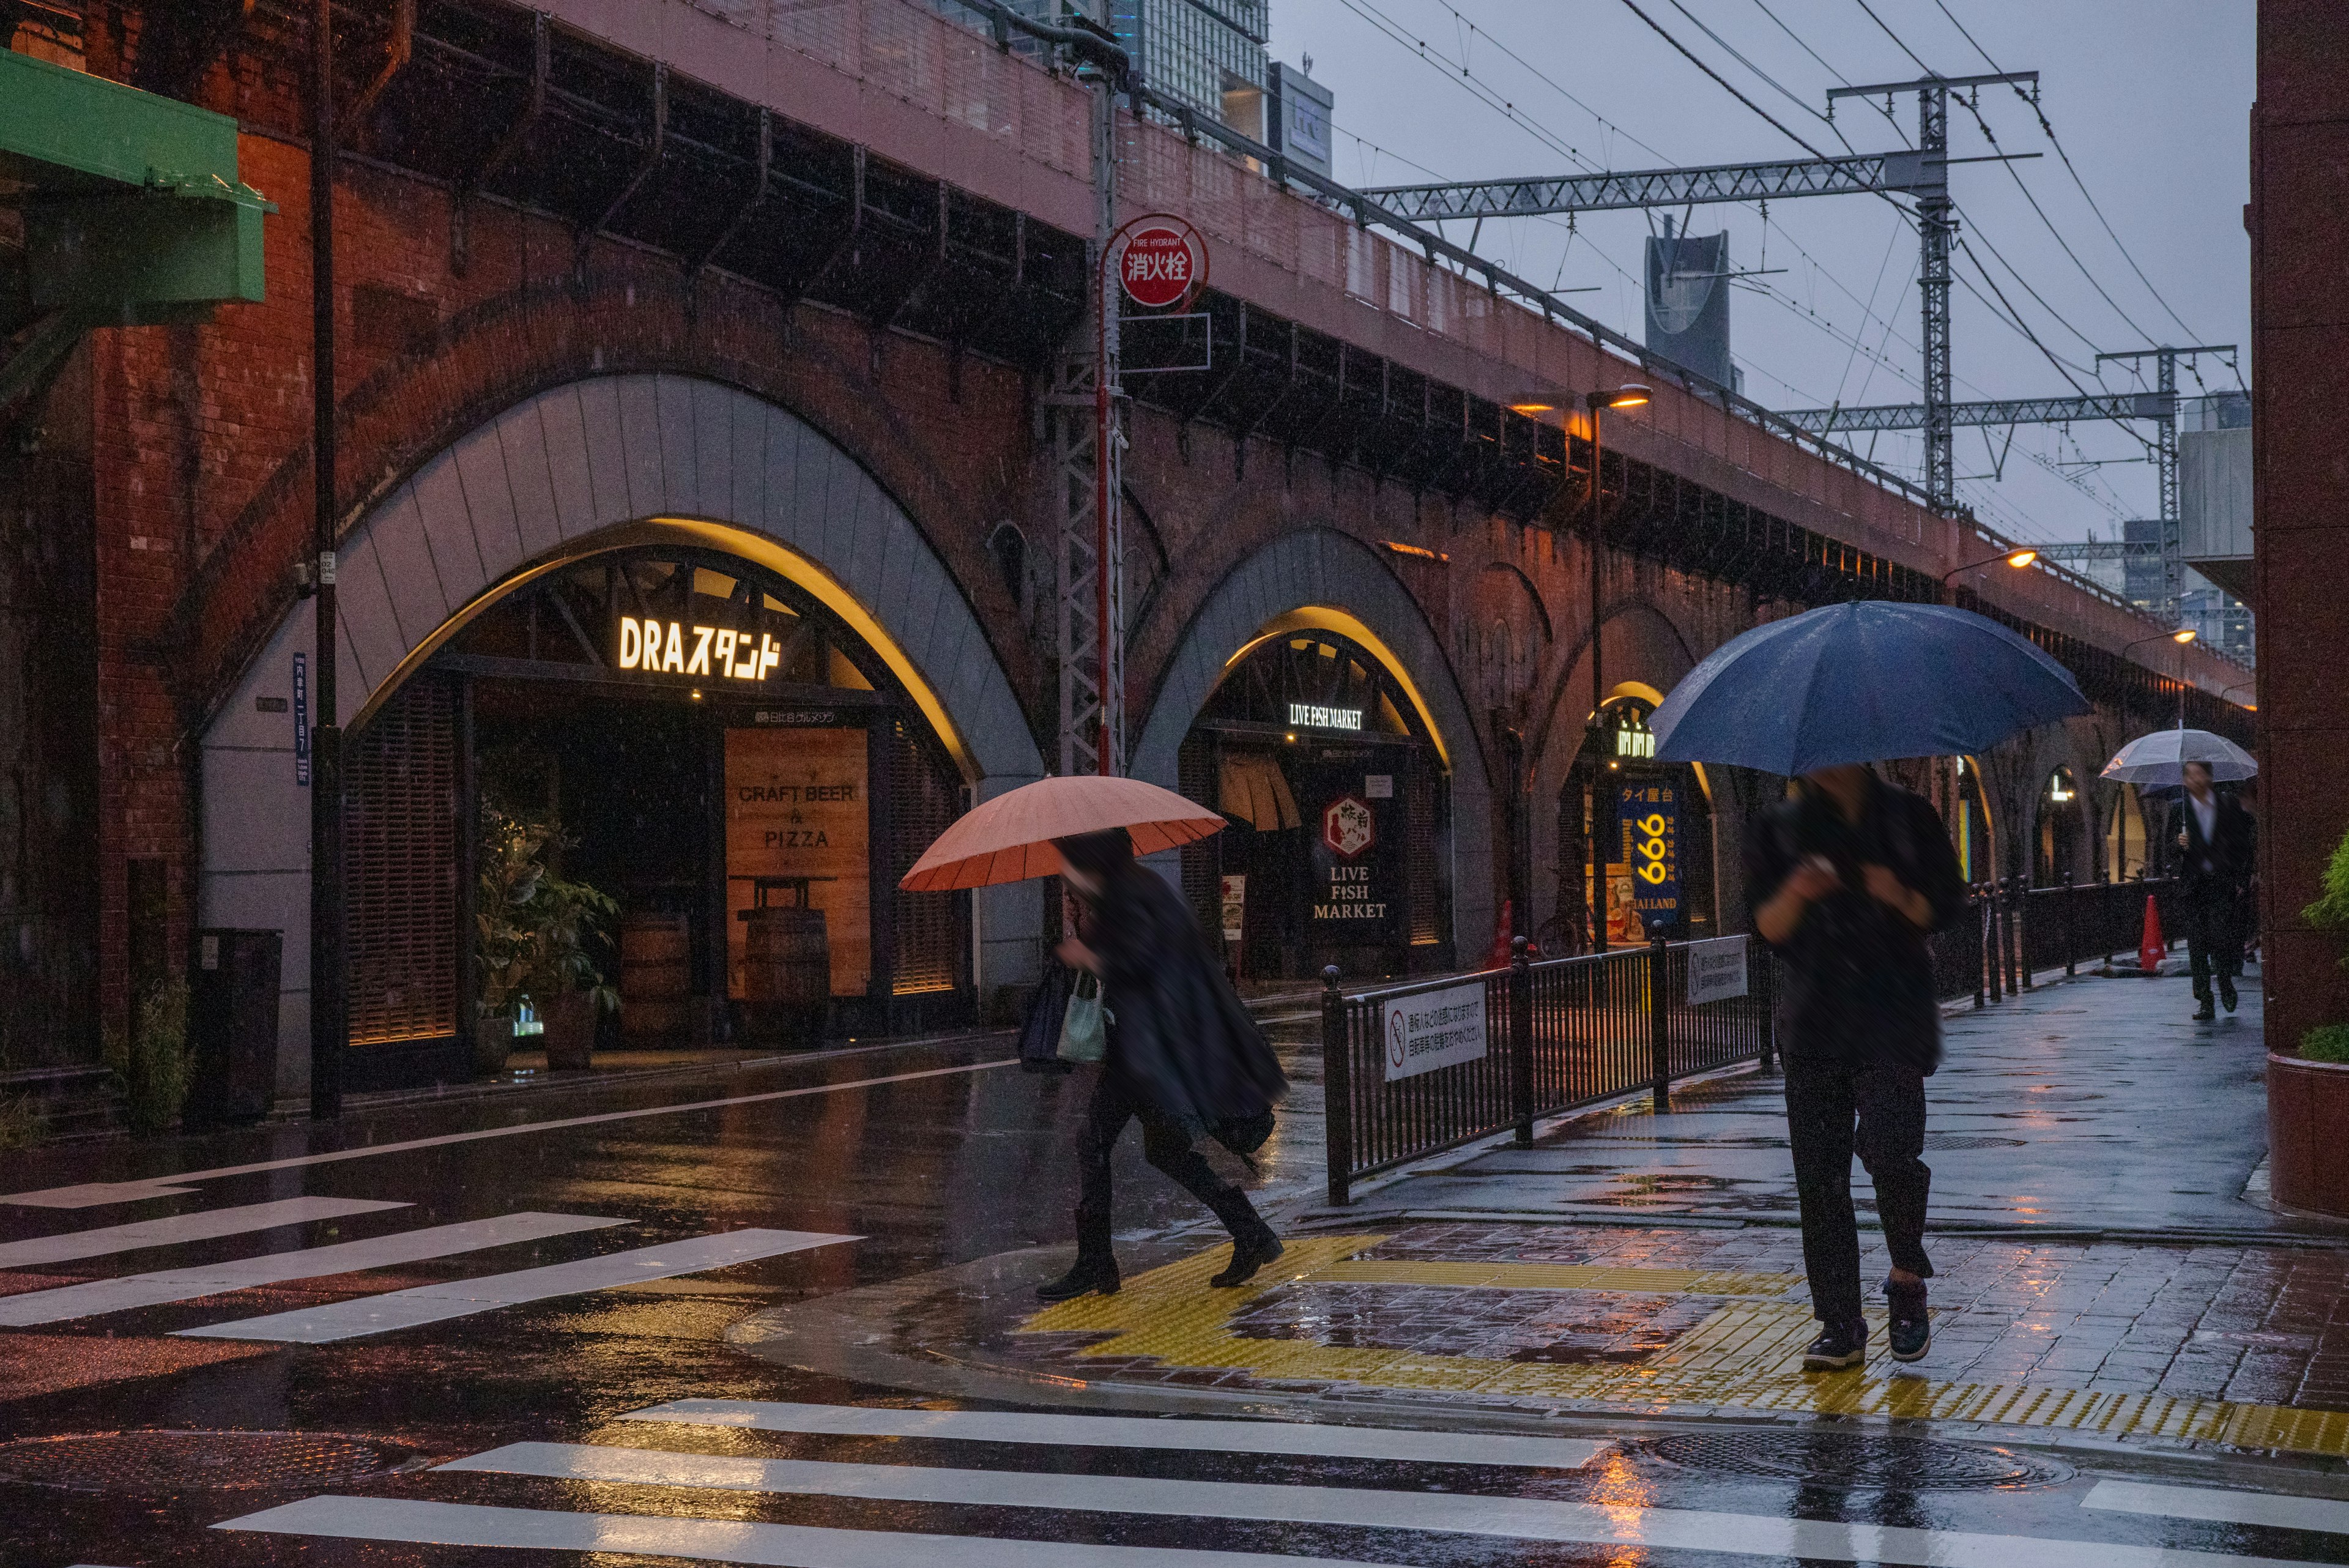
[1115,218,1207,310]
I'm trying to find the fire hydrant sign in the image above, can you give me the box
[1382,980,1488,1082]
[1115,215,1208,310]
[1685,935,1750,1006]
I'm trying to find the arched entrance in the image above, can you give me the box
[198,374,1041,1093]
[1548,684,1716,953]
[1176,623,1450,981]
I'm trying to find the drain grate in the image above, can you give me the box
[1642,1430,2070,1490]
[0,1430,422,1493]
[1923,1134,2028,1151]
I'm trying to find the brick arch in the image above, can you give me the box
[1129,527,1495,954]
[198,374,1046,1087]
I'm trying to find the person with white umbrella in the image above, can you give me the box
[2101,729,2258,1019]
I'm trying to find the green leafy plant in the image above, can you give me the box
[104,978,191,1137]
[0,1094,42,1152]
[476,801,620,1020]
[2304,825,2349,958]
[2303,1025,2349,1064]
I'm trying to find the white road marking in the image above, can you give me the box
[1,1058,1017,1209]
[0,1213,622,1326]
[216,1496,1409,1566]
[2087,1478,2349,1537]
[178,1229,858,1342]
[624,1399,1611,1470]
[436,1444,2318,1568]
[0,1197,409,1269]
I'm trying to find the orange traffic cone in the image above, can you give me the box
[2139,894,2165,976]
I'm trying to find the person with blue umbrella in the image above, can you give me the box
[1654,601,2088,1370]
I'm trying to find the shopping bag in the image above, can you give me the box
[1058,970,1107,1064]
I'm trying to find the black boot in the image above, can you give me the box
[2221,977,2238,1014]
[1035,1254,1120,1302]
[2194,995,2216,1022]
[1209,1223,1284,1288]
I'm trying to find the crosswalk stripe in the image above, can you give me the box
[0,1213,622,1327]
[0,1197,410,1269]
[436,1443,2317,1568]
[2086,1478,2349,1537]
[177,1229,859,1342]
[623,1399,1610,1470]
[2,1059,1016,1209]
[215,1495,1407,1566]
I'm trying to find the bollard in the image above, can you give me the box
[1510,935,1534,1147]
[1320,965,1350,1207]
[1649,930,1671,1114]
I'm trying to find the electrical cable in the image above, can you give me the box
[1611,0,1833,158]
[1849,0,1931,75]
[1747,0,1910,147]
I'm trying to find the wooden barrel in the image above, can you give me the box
[620,912,692,1040]
[741,905,829,1008]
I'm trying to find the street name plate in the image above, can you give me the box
[1381,980,1487,1083]
[1687,935,1749,1005]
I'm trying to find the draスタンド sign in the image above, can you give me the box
[618,617,785,683]
[1685,935,1750,1006]
[1382,980,1488,1082]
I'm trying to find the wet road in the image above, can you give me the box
[6,1028,2349,1566]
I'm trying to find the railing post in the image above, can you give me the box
[2061,869,2076,977]
[1510,935,1534,1147]
[1757,940,1776,1071]
[1971,887,1986,1008]
[2014,875,2033,990]
[1320,964,1351,1207]
[1649,930,1671,1114]
[1986,886,2003,1002]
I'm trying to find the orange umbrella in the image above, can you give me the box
[898,775,1226,892]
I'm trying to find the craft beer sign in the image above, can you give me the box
[1114,214,1208,311]
[618,615,784,683]
[1382,979,1487,1082]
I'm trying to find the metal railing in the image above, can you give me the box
[1319,937,1776,1205]
[1932,877,2181,1005]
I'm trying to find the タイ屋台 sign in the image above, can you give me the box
[1382,979,1487,1082]
[1617,781,1679,931]
[1288,702,1363,731]
[617,617,784,683]
[1113,214,1209,311]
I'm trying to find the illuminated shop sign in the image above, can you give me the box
[616,617,782,682]
[1615,717,1657,758]
[1288,702,1363,731]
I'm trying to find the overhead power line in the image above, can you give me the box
[1612,0,1832,159]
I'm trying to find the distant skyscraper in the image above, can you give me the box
[1104,0,1271,132]
[1645,227,1733,389]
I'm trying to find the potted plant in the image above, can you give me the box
[477,801,618,1073]
[2271,825,2349,1214]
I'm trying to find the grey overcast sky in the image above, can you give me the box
[1263,0,2255,545]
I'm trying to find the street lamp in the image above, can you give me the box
[1584,384,1649,954]
[1939,545,2039,603]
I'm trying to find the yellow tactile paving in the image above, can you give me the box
[1013,1235,2349,1461]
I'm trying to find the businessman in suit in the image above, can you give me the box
[2175,759,2256,1019]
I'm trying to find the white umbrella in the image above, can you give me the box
[2100,727,2257,790]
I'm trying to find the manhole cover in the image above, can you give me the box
[1923,1134,2028,1150]
[0,1430,422,1493]
[1642,1431,2069,1490]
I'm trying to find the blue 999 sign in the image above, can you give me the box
[1617,782,1679,932]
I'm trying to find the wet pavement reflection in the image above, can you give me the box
[3,1007,2349,1566]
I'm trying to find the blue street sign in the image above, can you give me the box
[1617,781,1679,932]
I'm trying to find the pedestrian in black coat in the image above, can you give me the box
[1746,764,1970,1371]
[1034,827,1288,1303]
[2173,760,2256,1018]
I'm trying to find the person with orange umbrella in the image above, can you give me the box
[900,778,1288,1301]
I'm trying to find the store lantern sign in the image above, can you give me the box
[1617,781,1679,932]
[1324,795,1375,858]
[616,615,784,683]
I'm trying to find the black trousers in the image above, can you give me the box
[1784,1053,1933,1326]
[2183,880,2242,1001]
[1074,1068,1263,1258]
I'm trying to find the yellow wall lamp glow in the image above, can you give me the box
[345,518,978,781]
[1221,608,1452,773]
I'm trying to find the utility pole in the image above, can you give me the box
[1824,73,2038,512]
[309,0,344,1120]
[2095,345,2238,622]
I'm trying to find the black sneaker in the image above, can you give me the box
[1885,1277,1931,1363]
[2194,997,2217,1022]
[1034,1256,1120,1302]
[1209,1225,1285,1288]
[1801,1318,1868,1370]
[2221,980,2239,1014]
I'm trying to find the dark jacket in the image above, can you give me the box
[1088,869,1287,1152]
[2175,789,2255,890]
[1745,776,1971,1075]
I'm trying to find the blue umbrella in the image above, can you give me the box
[1652,601,2088,775]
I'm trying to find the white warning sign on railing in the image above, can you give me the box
[1381,981,1488,1082]
[1687,935,1750,1006]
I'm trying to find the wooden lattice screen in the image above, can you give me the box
[888,718,965,996]
[345,679,459,1044]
